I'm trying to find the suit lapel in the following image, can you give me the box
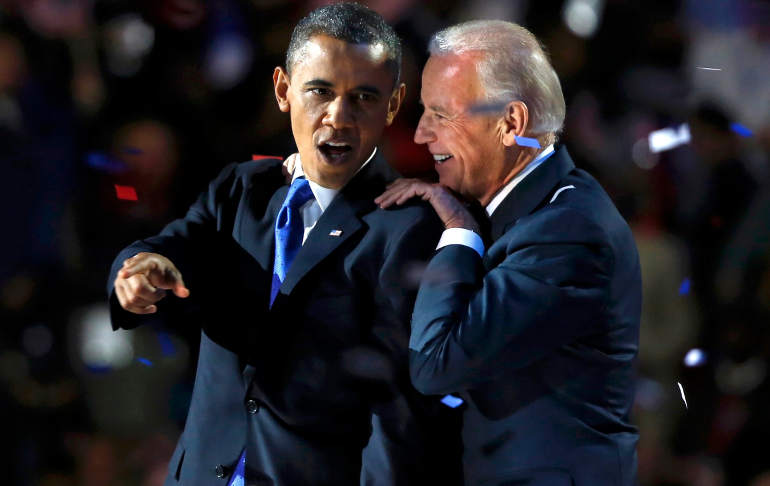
[278,151,393,298]
[239,166,288,272]
[489,146,575,241]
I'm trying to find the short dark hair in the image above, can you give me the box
[285,2,402,87]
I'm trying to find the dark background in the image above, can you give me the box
[1,0,769,484]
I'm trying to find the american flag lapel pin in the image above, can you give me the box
[329,229,343,237]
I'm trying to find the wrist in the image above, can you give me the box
[445,219,480,234]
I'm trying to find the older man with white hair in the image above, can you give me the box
[377,20,641,485]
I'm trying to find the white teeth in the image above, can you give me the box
[326,142,349,147]
[433,154,452,162]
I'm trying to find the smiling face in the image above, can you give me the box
[274,35,404,189]
[415,53,513,205]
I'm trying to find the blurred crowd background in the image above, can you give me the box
[1,0,769,484]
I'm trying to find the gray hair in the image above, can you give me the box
[429,20,565,141]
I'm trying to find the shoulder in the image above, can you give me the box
[370,199,444,235]
[520,168,635,249]
[207,158,285,195]
[230,157,284,184]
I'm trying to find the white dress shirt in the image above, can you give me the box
[291,148,377,244]
[435,144,555,257]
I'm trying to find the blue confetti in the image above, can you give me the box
[85,151,128,174]
[514,135,541,149]
[468,102,508,114]
[137,357,153,366]
[86,365,112,374]
[441,394,464,408]
[683,348,707,367]
[157,331,176,356]
[730,122,753,137]
[679,278,691,296]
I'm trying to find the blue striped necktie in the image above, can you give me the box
[270,177,314,306]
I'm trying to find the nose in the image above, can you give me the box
[324,96,354,129]
[414,112,435,145]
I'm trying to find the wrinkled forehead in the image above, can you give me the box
[421,53,485,103]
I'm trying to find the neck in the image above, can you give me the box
[478,148,538,207]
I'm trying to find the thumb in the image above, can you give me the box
[149,266,189,298]
[173,280,190,298]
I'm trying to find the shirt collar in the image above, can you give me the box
[292,148,377,212]
[485,144,555,217]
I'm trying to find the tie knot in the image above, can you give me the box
[285,177,314,209]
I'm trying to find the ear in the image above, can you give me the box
[501,101,529,147]
[385,82,406,126]
[273,66,291,113]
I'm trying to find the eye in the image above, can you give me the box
[308,87,331,97]
[354,92,377,103]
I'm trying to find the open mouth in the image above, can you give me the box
[318,141,353,162]
[433,154,453,164]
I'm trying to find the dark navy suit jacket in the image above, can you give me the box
[409,147,641,485]
[108,153,463,485]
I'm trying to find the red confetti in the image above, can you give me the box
[114,184,138,201]
[252,154,284,161]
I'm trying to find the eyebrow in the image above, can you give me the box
[303,79,333,88]
[428,104,447,114]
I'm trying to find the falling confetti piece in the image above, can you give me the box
[137,357,153,366]
[252,154,283,161]
[648,124,691,153]
[695,66,722,71]
[679,278,691,296]
[115,184,138,201]
[730,122,753,137]
[468,102,508,114]
[684,348,707,367]
[86,152,128,174]
[86,365,112,374]
[677,382,688,409]
[441,394,464,408]
[514,135,541,149]
[157,331,176,357]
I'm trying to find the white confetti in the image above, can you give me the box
[684,348,707,367]
[677,381,688,409]
[695,66,722,71]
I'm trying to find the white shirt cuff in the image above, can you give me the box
[436,228,485,257]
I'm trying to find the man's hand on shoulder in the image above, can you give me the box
[114,252,190,315]
[283,153,298,182]
[375,178,480,233]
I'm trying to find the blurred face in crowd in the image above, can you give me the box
[415,53,520,206]
[274,35,405,189]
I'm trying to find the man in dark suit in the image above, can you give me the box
[108,4,461,485]
[377,20,641,485]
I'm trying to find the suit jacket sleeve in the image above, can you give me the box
[106,162,244,331]
[409,206,615,395]
[360,205,464,484]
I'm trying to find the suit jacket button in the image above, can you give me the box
[215,464,225,478]
[246,399,260,414]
